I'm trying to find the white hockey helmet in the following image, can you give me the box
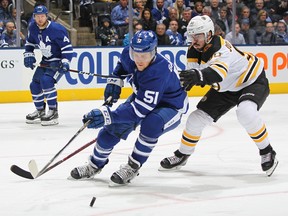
[187,15,214,42]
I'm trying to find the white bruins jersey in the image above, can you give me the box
[186,36,264,92]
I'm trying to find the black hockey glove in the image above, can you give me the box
[179,69,203,91]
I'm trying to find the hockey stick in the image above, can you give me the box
[10,96,112,179]
[36,64,131,79]
[10,138,96,179]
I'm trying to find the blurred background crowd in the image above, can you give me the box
[0,0,287,48]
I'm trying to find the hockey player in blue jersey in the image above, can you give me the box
[70,30,189,185]
[24,5,74,126]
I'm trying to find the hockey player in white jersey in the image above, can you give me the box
[160,15,278,176]
[24,5,74,126]
[70,30,188,185]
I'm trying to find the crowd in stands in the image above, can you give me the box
[88,0,288,46]
[0,0,287,47]
[0,0,28,47]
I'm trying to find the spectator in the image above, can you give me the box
[202,6,212,18]
[275,20,288,44]
[0,0,12,22]
[0,21,25,47]
[225,0,235,24]
[95,18,118,46]
[240,18,257,44]
[191,1,203,18]
[123,21,143,46]
[178,7,192,37]
[111,0,129,39]
[0,19,4,36]
[133,0,144,19]
[260,21,276,44]
[216,6,231,35]
[151,0,169,24]
[282,11,288,32]
[254,9,270,42]
[225,22,246,45]
[250,0,269,25]
[166,20,183,45]
[79,0,93,28]
[152,0,173,9]
[209,0,221,20]
[163,7,179,30]
[140,7,157,31]
[238,6,252,26]
[155,23,170,45]
[173,0,186,20]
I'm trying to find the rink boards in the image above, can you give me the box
[0,45,287,103]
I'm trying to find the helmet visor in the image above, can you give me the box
[129,47,155,63]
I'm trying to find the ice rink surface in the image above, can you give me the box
[1,94,287,216]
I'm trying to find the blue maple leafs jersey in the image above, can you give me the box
[111,46,189,124]
[25,21,74,64]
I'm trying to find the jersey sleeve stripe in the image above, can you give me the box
[210,63,227,78]
[236,54,261,87]
[187,58,198,63]
[61,44,72,50]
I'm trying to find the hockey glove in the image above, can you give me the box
[24,52,36,69]
[179,69,203,91]
[59,59,70,74]
[104,77,124,106]
[82,106,112,129]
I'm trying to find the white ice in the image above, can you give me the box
[1,95,288,216]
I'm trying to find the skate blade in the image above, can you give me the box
[108,180,129,187]
[266,158,279,177]
[158,165,183,171]
[67,176,95,181]
[26,119,41,124]
[41,119,59,126]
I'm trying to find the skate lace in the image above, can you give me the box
[167,155,182,165]
[116,164,136,180]
[46,109,54,117]
[261,152,271,164]
[77,165,97,177]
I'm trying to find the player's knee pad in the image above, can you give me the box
[29,80,42,94]
[185,109,213,134]
[40,74,55,90]
[236,100,260,128]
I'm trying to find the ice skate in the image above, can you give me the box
[159,150,190,171]
[110,155,140,186]
[261,149,278,177]
[26,108,45,124]
[70,163,102,180]
[41,109,58,126]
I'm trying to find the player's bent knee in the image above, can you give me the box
[186,109,213,131]
[141,112,165,138]
[236,100,258,126]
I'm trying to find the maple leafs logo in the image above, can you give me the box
[39,40,52,58]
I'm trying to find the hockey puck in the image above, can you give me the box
[90,196,96,207]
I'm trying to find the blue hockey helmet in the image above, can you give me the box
[129,30,157,62]
[33,5,48,16]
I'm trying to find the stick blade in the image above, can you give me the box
[10,165,34,179]
[28,160,39,178]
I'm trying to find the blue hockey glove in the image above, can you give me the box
[59,59,70,74]
[23,52,36,69]
[82,106,112,129]
[104,77,124,106]
[179,69,203,91]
